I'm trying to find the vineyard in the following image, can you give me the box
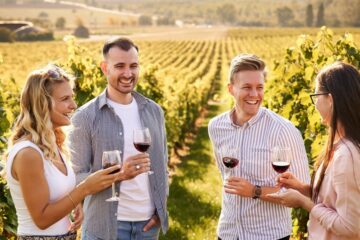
[1,27,360,239]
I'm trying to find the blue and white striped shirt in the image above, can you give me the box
[208,107,310,240]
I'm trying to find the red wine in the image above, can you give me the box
[103,163,120,174]
[222,157,239,168]
[134,142,150,152]
[272,162,290,173]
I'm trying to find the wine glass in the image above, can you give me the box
[271,146,291,193]
[133,128,153,175]
[219,146,239,180]
[102,150,122,202]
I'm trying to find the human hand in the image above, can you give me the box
[224,177,254,197]
[266,189,306,208]
[81,165,120,195]
[143,214,160,232]
[119,153,150,180]
[276,172,302,190]
[69,203,83,231]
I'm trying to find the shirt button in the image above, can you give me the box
[119,132,122,136]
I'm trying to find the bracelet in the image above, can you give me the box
[67,193,76,209]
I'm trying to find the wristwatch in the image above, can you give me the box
[252,185,262,199]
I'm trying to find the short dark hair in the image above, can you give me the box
[229,54,266,83]
[102,37,139,57]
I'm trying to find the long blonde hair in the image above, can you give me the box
[9,64,75,161]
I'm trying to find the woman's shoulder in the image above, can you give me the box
[336,139,360,159]
[332,139,360,179]
[8,141,44,164]
[7,141,45,181]
[9,140,42,155]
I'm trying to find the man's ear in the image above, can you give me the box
[100,61,107,75]
[228,83,234,96]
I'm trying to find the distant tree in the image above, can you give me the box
[73,25,89,38]
[316,3,325,27]
[38,11,48,18]
[276,7,294,27]
[55,17,66,29]
[216,3,236,24]
[0,27,15,42]
[139,15,152,26]
[306,4,314,27]
[157,16,174,25]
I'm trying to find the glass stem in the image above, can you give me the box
[111,183,116,197]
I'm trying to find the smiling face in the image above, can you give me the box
[228,70,264,124]
[49,81,77,129]
[101,46,139,103]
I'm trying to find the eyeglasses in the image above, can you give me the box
[309,92,329,104]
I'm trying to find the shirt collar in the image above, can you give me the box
[228,107,265,128]
[98,89,148,110]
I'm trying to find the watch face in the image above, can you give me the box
[253,185,261,199]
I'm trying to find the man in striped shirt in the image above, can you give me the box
[208,54,310,240]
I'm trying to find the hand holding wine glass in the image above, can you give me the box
[271,146,291,193]
[102,150,122,202]
[133,128,153,175]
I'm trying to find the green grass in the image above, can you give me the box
[160,71,231,240]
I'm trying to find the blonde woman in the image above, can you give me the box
[5,64,120,239]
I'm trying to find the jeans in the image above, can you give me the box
[81,220,160,240]
[218,236,290,240]
[117,220,160,240]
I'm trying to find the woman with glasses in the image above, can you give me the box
[268,62,360,239]
[5,64,120,239]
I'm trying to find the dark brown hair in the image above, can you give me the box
[102,37,139,58]
[311,62,360,202]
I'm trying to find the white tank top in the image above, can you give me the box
[6,140,76,236]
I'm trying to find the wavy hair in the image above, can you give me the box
[311,62,360,202]
[8,64,75,161]
[229,53,267,83]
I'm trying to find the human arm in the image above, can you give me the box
[224,177,283,203]
[224,126,311,203]
[12,148,119,230]
[309,147,360,237]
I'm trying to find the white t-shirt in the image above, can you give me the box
[6,140,76,236]
[107,98,155,221]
